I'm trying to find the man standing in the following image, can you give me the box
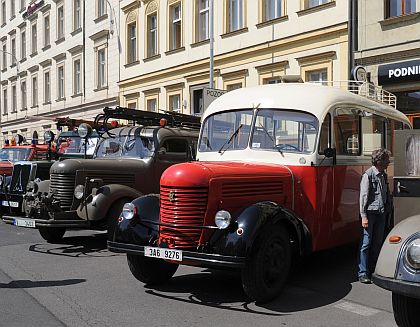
[358,148,391,284]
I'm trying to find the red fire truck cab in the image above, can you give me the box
[108,82,411,302]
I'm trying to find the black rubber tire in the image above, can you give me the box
[107,198,132,240]
[38,227,66,243]
[241,225,291,303]
[392,292,420,327]
[127,254,179,285]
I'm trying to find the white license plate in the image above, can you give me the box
[144,246,183,262]
[2,200,19,208]
[14,218,36,228]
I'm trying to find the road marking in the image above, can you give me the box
[334,301,380,317]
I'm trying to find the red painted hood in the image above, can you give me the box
[0,161,13,175]
[161,161,292,187]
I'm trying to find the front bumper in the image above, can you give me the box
[372,273,420,299]
[108,241,246,269]
[2,210,90,228]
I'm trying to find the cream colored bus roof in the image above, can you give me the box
[204,83,410,125]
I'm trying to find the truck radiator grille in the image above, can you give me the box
[222,180,284,198]
[10,164,32,194]
[159,186,208,249]
[50,173,75,210]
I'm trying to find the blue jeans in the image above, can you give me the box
[358,213,386,278]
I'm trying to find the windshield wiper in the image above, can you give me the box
[218,124,243,155]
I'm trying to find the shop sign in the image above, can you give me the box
[203,88,227,111]
[378,59,420,85]
[22,0,45,20]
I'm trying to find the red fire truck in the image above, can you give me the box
[109,81,411,302]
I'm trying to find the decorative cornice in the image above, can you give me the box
[18,70,28,77]
[296,51,336,64]
[255,61,289,73]
[39,59,52,67]
[18,21,27,29]
[52,53,66,62]
[28,65,39,72]
[355,49,420,66]
[40,3,51,13]
[89,29,109,41]
[220,69,248,79]
[122,1,141,13]
[68,44,84,55]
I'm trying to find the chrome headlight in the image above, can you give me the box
[215,210,232,229]
[122,203,136,220]
[406,238,420,270]
[26,181,35,192]
[74,184,85,200]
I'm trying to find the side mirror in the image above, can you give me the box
[323,147,337,165]
[157,147,167,156]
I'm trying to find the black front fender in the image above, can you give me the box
[113,194,160,245]
[209,201,312,258]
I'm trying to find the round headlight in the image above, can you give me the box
[26,181,35,192]
[122,203,136,220]
[406,238,420,270]
[44,131,55,143]
[78,123,92,138]
[215,210,232,229]
[74,184,85,200]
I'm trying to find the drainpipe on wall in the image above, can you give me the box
[83,0,86,99]
[348,0,358,80]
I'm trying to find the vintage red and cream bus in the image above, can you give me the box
[108,82,411,302]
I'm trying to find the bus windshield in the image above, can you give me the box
[199,109,319,154]
[0,148,31,162]
[95,136,155,159]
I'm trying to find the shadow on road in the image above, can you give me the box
[28,233,119,258]
[144,243,359,315]
[0,278,86,289]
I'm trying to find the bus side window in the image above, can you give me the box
[334,109,360,155]
[386,119,403,155]
[361,113,385,155]
[318,113,331,154]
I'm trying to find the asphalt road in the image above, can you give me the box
[0,222,398,327]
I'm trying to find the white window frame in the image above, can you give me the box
[10,0,15,18]
[73,0,81,30]
[57,4,64,39]
[31,22,37,54]
[96,47,107,89]
[169,2,182,50]
[228,0,243,32]
[127,22,137,63]
[57,64,65,99]
[43,14,50,47]
[147,13,158,57]
[2,87,8,115]
[31,74,38,107]
[1,0,6,26]
[20,0,25,11]
[197,0,209,41]
[10,35,16,66]
[20,79,27,110]
[11,83,17,113]
[2,42,7,70]
[264,0,282,21]
[20,29,26,60]
[44,70,50,103]
[73,58,81,95]
[97,0,106,17]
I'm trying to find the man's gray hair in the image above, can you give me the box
[372,148,391,165]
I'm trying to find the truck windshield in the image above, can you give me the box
[95,136,155,159]
[0,148,31,162]
[252,109,319,153]
[199,109,319,154]
[57,136,99,155]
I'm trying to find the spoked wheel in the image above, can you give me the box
[241,225,291,303]
[38,227,66,243]
[127,254,179,285]
[392,292,420,327]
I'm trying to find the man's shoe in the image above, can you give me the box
[359,275,371,284]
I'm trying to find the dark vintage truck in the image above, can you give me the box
[3,107,200,243]
[0,121,99,220]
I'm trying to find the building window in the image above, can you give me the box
[31,22,37,54]
[57,65,65,99]
[169,2,182,50]
[73,58,81,94]
[97,0,106,17]
[2,42,6,69]
[306,69,328,85]
[96,47,106,88]
[147,98,157,112]
[304,0,330,9]
[43,15,50,47]
[1,0,6,26]
[10,0,15,18]
[73,0,81,30]
[10,35,16,66]
[226,83,242,91]
[2,87,7,115]
[263,0,283,21]
[31,75,38,106]
[57,5,64,39]
[147,13,158,57]
[127,101,137,109]
[21,80,26,110]
[127,22,137,63]
[169,94,181,113]
[386,0,416,18]
[197,0,209,42]
[227,0,243,32]
[11,84,17,113]
[20,0,25,11]
[44,71,50,103]
[20,29,26,59]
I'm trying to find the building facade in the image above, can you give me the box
[0,0,121,144]
[355,0,420,128]
[118,0,349,115]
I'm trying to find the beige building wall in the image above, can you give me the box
[0,0,121,145]
[119,0,349,115]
